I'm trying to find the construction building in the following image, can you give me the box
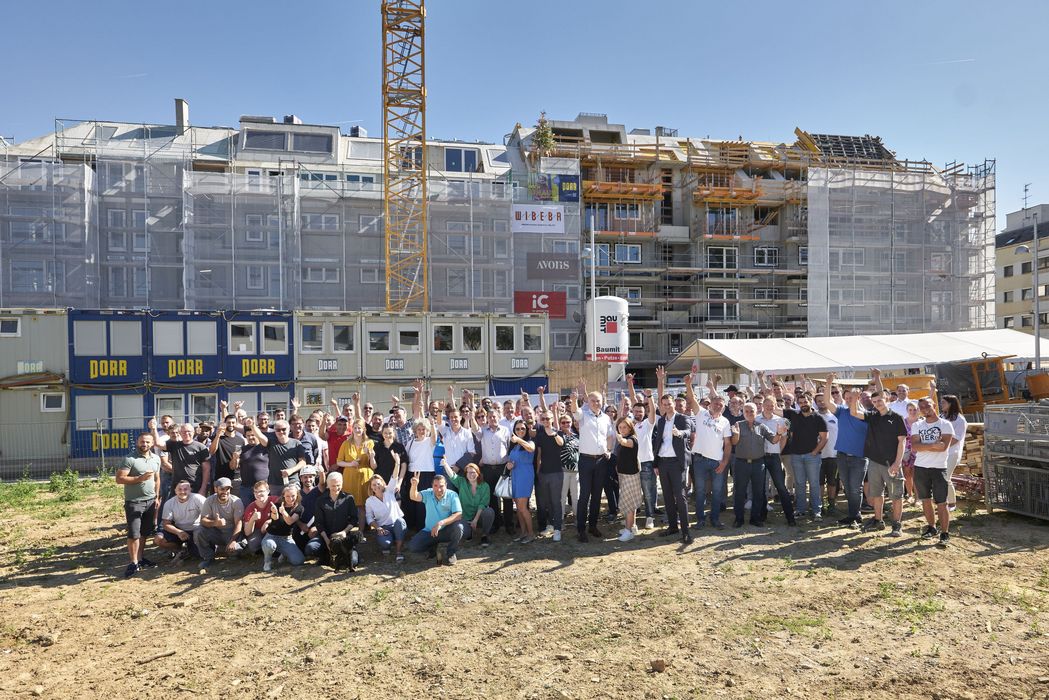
[995,204,1049,332]
[1,105,994,379]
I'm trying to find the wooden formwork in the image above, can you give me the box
[546,360,609,397]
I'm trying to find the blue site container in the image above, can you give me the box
[148,310,225,385]
[69,386,149,458]
[68,310,148,385]
[223,311,293,384]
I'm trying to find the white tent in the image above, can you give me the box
[666,329,1048,375]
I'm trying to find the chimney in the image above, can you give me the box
[175,98,189,135]
[283,114,303,125]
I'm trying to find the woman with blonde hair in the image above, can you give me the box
[261,484,306,571]
[336,418,375,530]
[365,472,406,562]
[613,416,642,542]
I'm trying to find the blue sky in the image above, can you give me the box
[3,0,1045,226]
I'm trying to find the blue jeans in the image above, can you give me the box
[261,533,306,566]
[692,455,726,525]
[408,522,464,558]
[639,461,657,518]
[791,453,822,516]
[733,458,766,525]
[763,453,796,524]
[836,453,868,521]
[374,518,406,551]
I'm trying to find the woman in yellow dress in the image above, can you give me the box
[336,418,375,529]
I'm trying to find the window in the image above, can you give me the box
[446,234,467,255]
[629,331,644,349]
[229,323,255,354]
[155,396,183,420]
[493,270,509,298]
[707,247,738,270]
[523,325,542,351]
[614,203,640,220]
[448,269,467,297]
[462,325,483,352]
[303,388,325,406]
[1003,265,1014,277]
[300,323,323,352]
[830,248,865,267]
[245,214,265,242]
[262,323,287,354]
[0,318,21,337]
[1003,291,1014,303]
[754,247,779,267]
[133,231,148,253]
[368,330,390,352]
[399,329,421,353]
[494,238,509,258]
[108,268,127,297]
[472,235,484,257]
[754,288,782,301]
[799,246,809,266]
[549,239,579,254]
[292,133,333,153]
[191,394,218,424]
[11,261,51,293]
[333,324,355,352]
[304,267,339,283]
[615,286,642,305]
[1022,316,1033,328]
[444,147,479,173]
[361,269,380,284]
[246,266,266,291]
[40,392,65,412]
[359,214,382,233]
[615,244,641,264]
[1022,288,1033,301]
[108,231,127,252]
[1004,317,1015,329]
[495,325,515,351]
[244,130,287,150]
[552,332,578,349]
[669,333,683,355]
[553,283,581,303]
[152,321,182,355]
[107,209,126,228]
[493,218,509,232]
[1022,261,1033,275]
[433,325,453,352]
[708,288,739,320]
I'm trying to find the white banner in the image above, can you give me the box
[511,204,565,234]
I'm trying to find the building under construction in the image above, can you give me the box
[1,105,994,380]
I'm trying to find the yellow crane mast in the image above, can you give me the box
[382,0,428,312]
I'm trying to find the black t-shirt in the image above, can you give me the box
[239,444,270,487]
[265,436,306,486]
[533,429,564,475]
[366,425,383,442]
[373,440,409,482]
[616,435,640,475]
[212,432,246,480]
[782,409,828,455]
[266,503,304,537]
[863,409,908,466]
[168,441,210,491]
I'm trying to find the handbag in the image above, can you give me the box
[494,470,513,499]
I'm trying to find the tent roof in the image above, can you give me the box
[666,329,1047,375]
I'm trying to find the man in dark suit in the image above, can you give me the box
[654,366,693,544]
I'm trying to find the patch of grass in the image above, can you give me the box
[739,613,831,640]
[0,470,40,510]
[889,593,945,625]
[48,469,84,502]
[990,585,1010,605]
[373,589,390,603]
[877,581,895,600]
[782,555,795,568]
[1038,567,1049,589]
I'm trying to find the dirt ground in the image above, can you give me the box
[1,477,1048,700]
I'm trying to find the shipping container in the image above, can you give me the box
[224,384,294,417]
[223,311,293,384]
[151,387,222,426]
[149,310,225,385]
[0,387,70,477]
[294,311,363,381]
[0,308,68,380]
[70,386,149,458]
[68,309,148,385]
[426,312,490,380]
[488,313,549,379]
[360,312,427,380]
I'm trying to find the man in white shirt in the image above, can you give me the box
[685,384,732,530]
[498,400,517,433]
[470,409,512,533]
[911,396,955,547]
[756,396,796,526]
[439,405,475,472]
[573,391,615,542]
[887,378,912,418]
[631,391,658,530]
[154,480,206,561]
[816,393,840,515]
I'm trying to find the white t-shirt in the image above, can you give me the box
[365,477,404,527]
[910,418,954,469]
[574,406,615,457]
[635,418,655,463]
[888,399,911,418]
[947,414,967,457]
[691,409,732,461]
[406,436,435,473]
[162,493,206,531]
[756,414,787,454]
[439,424,474,466]
[820,410,839,458]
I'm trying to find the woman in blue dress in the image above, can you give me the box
[506,419,537,543]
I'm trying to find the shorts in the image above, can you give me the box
[914,467,949,504]
[867,461,905,500]
[125,499,157,540]
[820,458,839,486]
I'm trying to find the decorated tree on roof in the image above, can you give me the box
[532,111,554,160]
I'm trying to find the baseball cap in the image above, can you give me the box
[214,477,232,489]
[336,415,349,422]
[299,465,317,476]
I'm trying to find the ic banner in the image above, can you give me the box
[513,291,567,319]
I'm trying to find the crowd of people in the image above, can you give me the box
[116,370,967,578]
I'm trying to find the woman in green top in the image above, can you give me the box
[449,462,495,548]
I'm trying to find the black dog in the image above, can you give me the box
[328,532,360,572]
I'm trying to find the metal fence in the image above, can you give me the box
[0,417,150,482]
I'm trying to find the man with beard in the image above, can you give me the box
[194,477,245,574]
[783,394,828,522]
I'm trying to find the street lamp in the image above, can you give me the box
[1016,209,1041,370]
[582,211,598,361]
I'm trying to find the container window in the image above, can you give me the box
[333,324,355,352]
[111,395,142,429]
[369,330,390,352]
[300,323,324,353]
[433,325,453,352]
[262,322,287,354]
[73,320,107,355]
[399,329,421,353]
[523,325,543,352]
[0,318,21,337]
[229,322,255,354]
[75,395,108,430]
[186,321,217,355]
[153,321,183,355]
[40,393,65,412]
[462,325,483,352]
[495,325,515,352]
[191,394,217,424]
[109,321,143,356]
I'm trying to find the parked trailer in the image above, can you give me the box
[0,308,68,379]
[149,310,225,384]
[223,311,293,384]
[294,311,363,382]
[69,309,148,385]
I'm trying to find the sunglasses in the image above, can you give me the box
[274,428,288,432]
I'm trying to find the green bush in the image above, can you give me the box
[0,469,39,509]
[48,468,84,502]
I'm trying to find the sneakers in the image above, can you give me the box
[263,560,273,573]
[733,521,744,529]
[691,522,705,531]
[520,535,534,544]
[351,550,359,568]
[552,530,562,542]
[936,532,950,548]
[446,554,458,566]
[604,513,619,524]
[512,536,526,543]
[588,526,603,539]
[395,553,405,563]
[644,517,655,530]
[862,519,885,533]
[618,528,635,542]
[480,536,490,548]
[812,512,823,523]
[541,525,555,537]
[887,522,902,538]
[138,558,157,569]
[124,562,139,578]
[920,525,939,540]
[838,516,858,526]
[630,525,639,535]
[681,531,694,544]
[713,521,725,531]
